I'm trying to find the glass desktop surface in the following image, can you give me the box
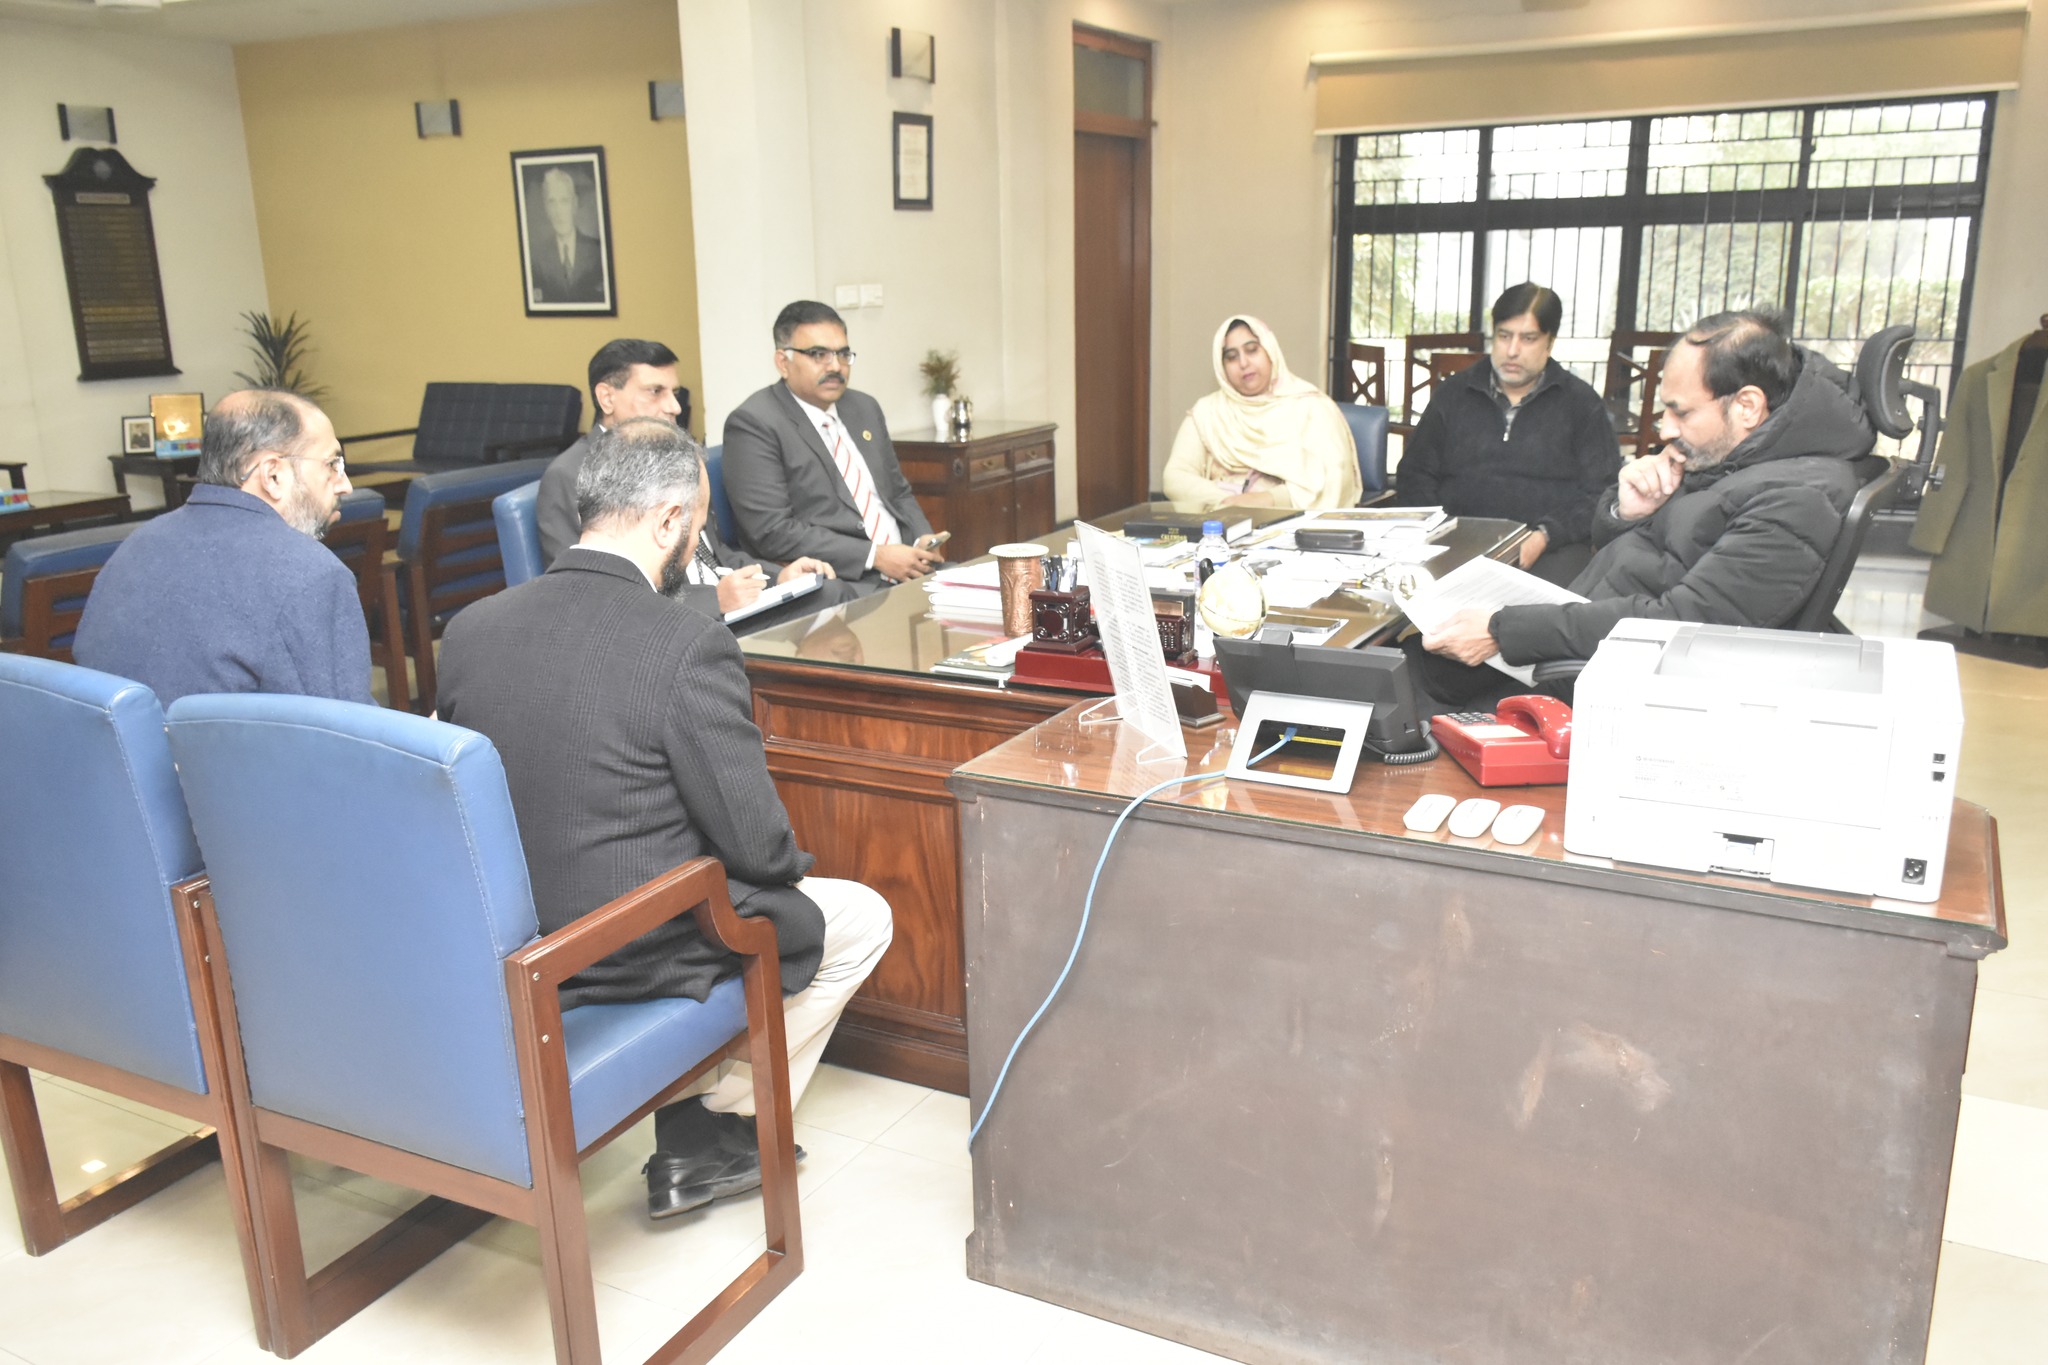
[737,508,1526,683]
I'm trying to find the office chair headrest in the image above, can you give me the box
[1856,324,1917,440]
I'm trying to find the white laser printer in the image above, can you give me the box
[1563,619,1962,903]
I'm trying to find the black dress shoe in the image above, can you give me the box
[643,1144,764,1220]
[643,1112,807,1220]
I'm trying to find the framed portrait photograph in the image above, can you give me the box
[893,113,933,211]
[511,147,617,317]
[121,415,155,455]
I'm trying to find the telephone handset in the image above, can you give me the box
[1434,694,1574,787]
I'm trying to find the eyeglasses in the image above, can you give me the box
[283,451,347,478]
[782,347,856,365]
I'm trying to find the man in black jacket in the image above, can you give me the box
[1394,283,1620,585]
[1419,310,1876,701]
[439,418,892,1219]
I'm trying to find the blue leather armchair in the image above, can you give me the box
[395,457,552,711]
[495,480,544,588]
[165,694,801,1361]
[1341,403,1391,500]
[705,444,742,548]
[0,521,137,660]
[0,656,268,1340]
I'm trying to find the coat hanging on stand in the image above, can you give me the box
[1911,318,2048,641]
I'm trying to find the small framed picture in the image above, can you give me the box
[511,146,617,317]
[121,415,155,455]
[893,113,933,211]
[149,392,205,445]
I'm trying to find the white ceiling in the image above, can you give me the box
[0,0,605,46]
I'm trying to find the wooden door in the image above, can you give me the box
[1073,28,1152,519]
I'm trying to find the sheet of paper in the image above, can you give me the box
[1076,521,1186,760]
[1399,556,1587,685]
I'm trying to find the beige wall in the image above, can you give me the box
[0,19,268,502]
[680,0,1169,521]
[235,0,702,443]
[1968,2,2048,358]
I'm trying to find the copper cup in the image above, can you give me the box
[991,542,1049,638]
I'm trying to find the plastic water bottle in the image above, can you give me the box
[1197,519,1230,572]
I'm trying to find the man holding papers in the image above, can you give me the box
[1415,310,1877,702]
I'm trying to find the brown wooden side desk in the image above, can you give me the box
[952,705,2005,1365]
[893,420,1057,561]
[107,453,200,510]
[740,509,1526,1092]
[0,491,131,552]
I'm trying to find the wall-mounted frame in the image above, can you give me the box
[893,113,933,211]
[45,148,178,381]
[891,28,935,82]
[121,415,155,454]
[415,99,461,138]
[510,146,617,316]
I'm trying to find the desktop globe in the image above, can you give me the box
[1197,561,1266,639]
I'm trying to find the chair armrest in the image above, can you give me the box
[0,637,24,654]
[482,434,574,463]
[1529,658,1586,689]
[337,427,420,448]
[506,856,779,990]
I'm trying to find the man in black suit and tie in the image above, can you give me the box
[537,338,848,627]
[528,167,606,305]
[438,417,893,1219]
[722,300,946,594]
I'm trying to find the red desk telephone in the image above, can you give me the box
[1434,695,1574,787]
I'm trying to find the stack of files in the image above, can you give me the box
[924,561,1005,624]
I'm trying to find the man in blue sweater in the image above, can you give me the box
[75,389,371,706]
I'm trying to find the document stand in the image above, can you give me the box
[1075,695,1182,766]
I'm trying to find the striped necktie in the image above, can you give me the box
[824,414,888,545]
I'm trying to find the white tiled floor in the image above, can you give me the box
[6,577,2044,1363]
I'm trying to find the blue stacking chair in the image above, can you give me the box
[165,694,802,1362]
[494,481,545,588]
[0,657,269,1341]
[1341,403,1391,500]
[394,457,552,710]
[705,443,743,548]
[0,521,137,660]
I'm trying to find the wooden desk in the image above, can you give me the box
[107,453,199,510]
[0,491,131,551]
[953,706,2004,1365]
[741,511,1526,1092]
[893,420,1057,561]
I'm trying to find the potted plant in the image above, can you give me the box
[234,311,329,402]
[919,349,960,436]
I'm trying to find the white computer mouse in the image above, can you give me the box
[1489,803,1546,846]
[1402,793,1458,833]
[1446,797,1501,839]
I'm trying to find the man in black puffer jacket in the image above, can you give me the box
[1417,310,1876,702]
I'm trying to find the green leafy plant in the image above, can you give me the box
[234,310,329,402]
[919,348,961,399]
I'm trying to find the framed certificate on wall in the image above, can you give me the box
[893,113,933,211]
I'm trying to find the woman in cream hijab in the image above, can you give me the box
[1162,315,1362,509]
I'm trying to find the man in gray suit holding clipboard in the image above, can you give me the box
[722,300,946,594]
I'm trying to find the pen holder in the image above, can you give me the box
[1029,587,1097,653]
[991,542,1049,638]
[1153,591,1197,664]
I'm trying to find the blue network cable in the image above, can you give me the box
[968,726,1297,1146]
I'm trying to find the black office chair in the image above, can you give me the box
[1527,328,1929,695]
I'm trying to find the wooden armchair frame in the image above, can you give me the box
[198,856,800,1364]
[3,564,99,662]
[0,872,269,1346]
[401,499,511,713]
[1398,331,1485,430]
[322,510,411,712]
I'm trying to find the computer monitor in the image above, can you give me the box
[1213,637,1429,757]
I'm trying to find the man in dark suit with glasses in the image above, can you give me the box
[721,300,946,595]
